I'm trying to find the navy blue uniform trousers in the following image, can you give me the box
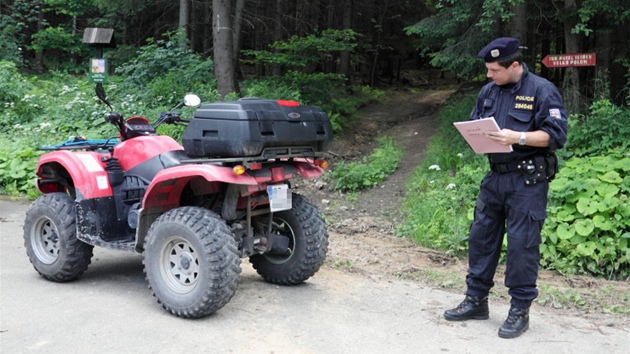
[465,169,548,308]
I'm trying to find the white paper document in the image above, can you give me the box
[453,117,513,154]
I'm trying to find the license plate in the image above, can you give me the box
[267,184,292,212]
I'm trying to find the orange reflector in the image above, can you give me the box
[315,160,329,169]
[233,165,246,175]
[276,99,300,107]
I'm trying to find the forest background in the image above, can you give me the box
[1,0,629,282]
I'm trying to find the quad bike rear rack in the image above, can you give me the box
[180,146,326,167]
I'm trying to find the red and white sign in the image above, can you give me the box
[542,53,596,68]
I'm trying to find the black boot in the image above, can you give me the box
[444,295,489,321]
[498,306,529,338]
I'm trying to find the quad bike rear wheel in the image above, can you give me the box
[143,207,241,318]
[250,194,328,285]
[23,193,94,282]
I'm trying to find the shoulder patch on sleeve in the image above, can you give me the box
[549,108,562,119]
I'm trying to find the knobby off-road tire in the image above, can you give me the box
[143,207,241,319]
[23,193,94,282]
[250,194,328,285]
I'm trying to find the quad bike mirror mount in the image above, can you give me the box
[95,83,112,110]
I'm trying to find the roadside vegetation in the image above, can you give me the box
[328,136,404,193]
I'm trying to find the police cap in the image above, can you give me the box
[477,37,520,63]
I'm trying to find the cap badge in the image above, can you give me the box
[491,49,500,58]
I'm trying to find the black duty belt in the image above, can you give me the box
[491,159,539,174]
[491,161,520,173]
[490,154,558,184]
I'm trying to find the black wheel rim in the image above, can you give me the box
[263,218,296,265]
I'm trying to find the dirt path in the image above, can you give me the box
[296,87,630,329]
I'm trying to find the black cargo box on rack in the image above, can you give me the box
[182,98,333,158]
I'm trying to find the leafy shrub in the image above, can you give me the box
[543,149,630,279]
[0,14,25,66]
[400,157,485,254]
[0,141,42,196]
[115,31,215,106]
[0,61,33,125]
[329,136,403,192]
[241,76,303,102]
[28,26,89,72]
[242,29,358,69]
[241,29,382,133]
[243,70,345,110]
[399,93,484,255]
[566,99,630,158]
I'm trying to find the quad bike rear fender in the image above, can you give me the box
[134,161,323,252]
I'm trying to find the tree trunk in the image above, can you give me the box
[609,23,627,105]
[594,27,611,100]
[35,1,44,73]
[179,0,189,47]
[510,2,526,42]
[203,3,212,56]
[213,0,238,98]
[510,2,530,67]
[338,0,353,82]
[272,0,286,76]
[563,0,581,114]
[233,0,246,83]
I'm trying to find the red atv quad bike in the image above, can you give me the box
[23,83,333,318]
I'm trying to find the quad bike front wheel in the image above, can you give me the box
[250,194,328,285]
[143,207,241,318]
[23,193,94,282]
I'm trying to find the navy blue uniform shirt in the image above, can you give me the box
[470,63,569,164]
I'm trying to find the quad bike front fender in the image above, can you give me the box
[35,151,112,199]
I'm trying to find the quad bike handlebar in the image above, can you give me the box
[95,83,200,140]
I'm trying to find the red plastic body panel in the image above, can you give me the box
[293,160,324,179]
[142,164,258,214]
[113,135,183,170]
[36,151,113,199]
[141,161,323,214]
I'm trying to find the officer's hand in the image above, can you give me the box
[485,129,519,146]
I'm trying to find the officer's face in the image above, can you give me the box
[485,61,519,86]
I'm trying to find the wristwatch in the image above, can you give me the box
[519,132,527,145]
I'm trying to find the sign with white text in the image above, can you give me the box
[542,53,596,68]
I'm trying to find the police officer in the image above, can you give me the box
[443,37,568,339]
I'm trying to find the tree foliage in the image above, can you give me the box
[114,31,215,105]
[243,29,358,69]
